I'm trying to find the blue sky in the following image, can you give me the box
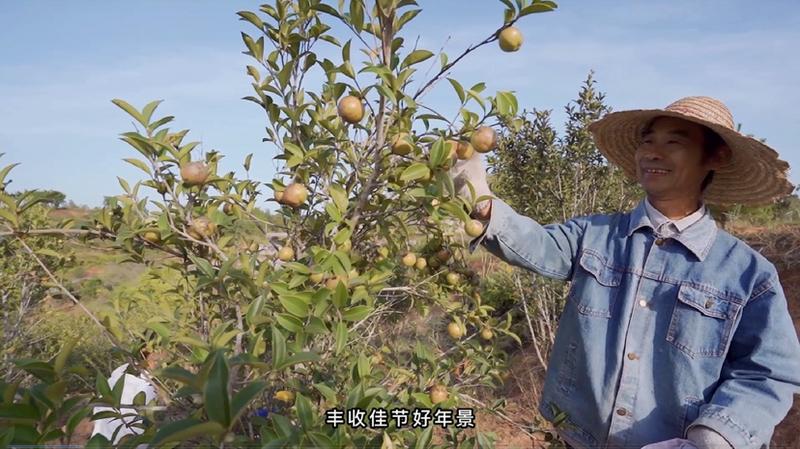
[1,1,798,208]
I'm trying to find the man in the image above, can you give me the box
[450,97,800,448]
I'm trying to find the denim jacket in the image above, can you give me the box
[469,198,800,449]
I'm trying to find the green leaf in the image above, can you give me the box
[448,78,466,103]
[396,9,421,31]
[349,0,364,32]
[342,305,373,322]
[314,383,338,404]
[275,313,304,333]
[150,419,225,447]
[279,295,309,318]
[428,139,448,168]
[400,163,431,183]
[272,326,287,369]
[237,10,265,30]
[295,393,314,430]
[329,184,348,213]
[0,404,38,424]
[245,295,265,327]
[141,100,163,125]
[0,208,18,227]
[16,360,55,383]
[308,431,335,449]
[439,200,471,223]
[275,352,321,371]
[414,425,434,449]
[111,99,146,127]
[123,158,152,176]
[204,351,231,427]
[230,381,267,424]
[334,322,348,355]
[53,337,79,375]
[342,39,352,63]
[401,50,434,69]
[519,2,557,16]
[498,0,516,11]
[159,366,199,389]
[0,162,20,186]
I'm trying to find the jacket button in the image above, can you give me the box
[627,352,638,360]
[655,238,666,246]
[705,299,714,308]
[638,299,647,308]
[616,408,627,416]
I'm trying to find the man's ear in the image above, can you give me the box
[708,145,732,170]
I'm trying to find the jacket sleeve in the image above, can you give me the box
[686,273,800,448]
[468,198,586,281]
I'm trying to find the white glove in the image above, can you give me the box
[448,155,493,211]
[641,438,698,449]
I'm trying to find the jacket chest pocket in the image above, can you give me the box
[569,250,623,319]
[667,283,742,358]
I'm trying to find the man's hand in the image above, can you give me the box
[448,155,493,219]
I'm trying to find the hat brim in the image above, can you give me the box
[588,109,794,206]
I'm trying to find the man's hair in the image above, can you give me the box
[701,127,726,192]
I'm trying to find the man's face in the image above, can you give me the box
[635,116,718,200]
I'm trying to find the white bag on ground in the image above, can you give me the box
[91,363,156,445]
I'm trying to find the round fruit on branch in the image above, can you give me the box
[180,161,210,186]
[471,126,497,153]
[391,133,414,156]
[188,217,217,240]
[281,183,308,208]
[498,26,524,52]
[337,95,365,124]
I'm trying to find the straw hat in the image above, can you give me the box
[588,96,794,206]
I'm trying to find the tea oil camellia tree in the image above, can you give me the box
[0,1,559,448]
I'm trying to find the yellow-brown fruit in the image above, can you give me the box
[282,183,308,208]
[446,272,460,286]
[338,95,364,124]
[402,252,417,267]
[277,246,294,261]
[223,202,236,215]
[471,126,497,153]
[443,140,459,168]
[447,322,464,339]
[498,26,524,52]
[415,257,427,270]
[480,328,494,340]
[430,385,448,404]
[465,220,484,237]
[391,133,413,156]
[310,272,325,284]
[326,276,346,289]
[143,231,161,244]
[456,141,475,160]
[274,189,285,203]
[188,217,217,240]
[274,390,295,403]
[180,161,210,186]
[338,240,352,253]
[436,249,452,262]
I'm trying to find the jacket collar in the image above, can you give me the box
[627,199,718,261]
